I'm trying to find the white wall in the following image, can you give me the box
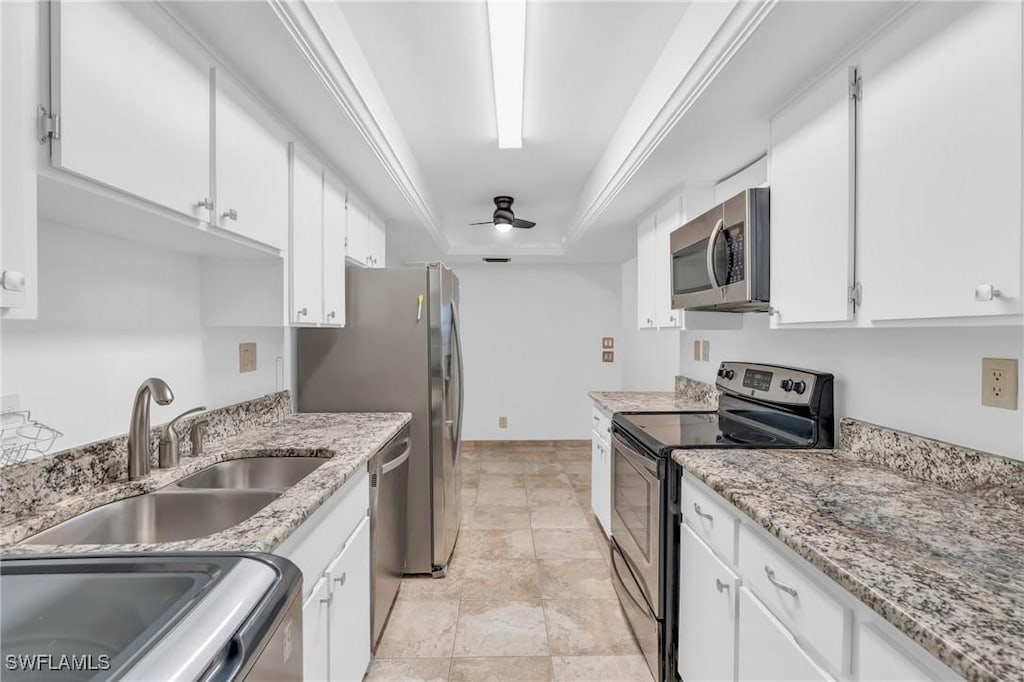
[1,222,285,450]
[619,257,679,390]
[680,316,1024,460]
[458,263,622,440]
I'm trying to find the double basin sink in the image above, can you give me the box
[25,458,326,546]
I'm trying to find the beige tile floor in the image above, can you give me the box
[366,442,653,682]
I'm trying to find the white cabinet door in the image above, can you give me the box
[302,576,331,682]
[368,213,386,268]
[322,171,346,327]
[654,198,682,328]
[679,525,738,682]
[859,2,1022,320]
[290,143,323,325]
[213,68,289,250]
[637,215,657,328]
[858,623,938,682]
[52,1,210,220]
[738,587,833,682]
[346,197,370,267]
[327,517,371,682]
[770,64,856,325]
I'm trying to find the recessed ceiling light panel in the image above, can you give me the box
[487,0,526,149]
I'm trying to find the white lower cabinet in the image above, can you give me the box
[302,576,331,682]
[590,403,612,537]
[326,517,371,682]
[679,525,738,682]
[277,469,371,682]
[679,474,961,682]
[738,587,833,682]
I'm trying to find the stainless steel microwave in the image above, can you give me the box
[670,187,770,311]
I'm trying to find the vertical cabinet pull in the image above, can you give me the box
[196,197,213,210]
[334,572,347,587]
[715,578,729,593]
[221,208,238,221]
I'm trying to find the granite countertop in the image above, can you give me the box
[589,391,711,414]
[673,447,1024,682]
[2,412,411,554]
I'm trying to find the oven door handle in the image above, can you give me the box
[705,217,725,300]
[613,433,658,478]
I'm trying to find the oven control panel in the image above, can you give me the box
[715,362,829,406]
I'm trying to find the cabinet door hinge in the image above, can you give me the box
[38,106,60,144]
[849,70,863,101]
[849,281,863,307]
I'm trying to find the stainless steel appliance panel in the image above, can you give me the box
[370,426,411,649]
[611,541,658,681]
[610,433,661,614]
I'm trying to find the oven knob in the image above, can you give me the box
[723,369,735,380]
[780,379,794,392]
[792,380,807,395]
[717,367,726,378]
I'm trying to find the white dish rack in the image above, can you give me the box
[0,410,63,466]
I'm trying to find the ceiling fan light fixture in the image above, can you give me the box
[494,219,514,233]
[486,0,525,149]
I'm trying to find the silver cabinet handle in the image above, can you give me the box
[327,310,336,320]
[764,565,798,597]
[693,502,713,523]
[221,208,238,221]
[319,593,332,605]
[669,315,677,323]
[715,578,729,593]
[297,307,308,317]
[1,270,26,292]
[334,571,346,587]
[196,197,213,210]
[975,284,1002,301]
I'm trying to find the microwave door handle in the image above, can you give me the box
[705,218,726,299]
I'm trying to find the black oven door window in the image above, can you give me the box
[614,451,652,559]
[672,238,712,296]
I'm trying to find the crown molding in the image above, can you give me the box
[564,0,778,249]
[267,0,448,250]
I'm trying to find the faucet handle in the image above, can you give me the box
[158,406,206,468]
[189,418,210,457]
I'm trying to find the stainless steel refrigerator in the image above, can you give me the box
[296,263,463,577]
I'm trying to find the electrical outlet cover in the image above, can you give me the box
[700,340,710,362]
[602,337,614,349]
[602,350,615,363]
[498,416,508,429]
[693,340,701,361]
[239,342,257,373]
[982,357,1018,410]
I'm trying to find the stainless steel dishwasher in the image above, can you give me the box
[369,425,411,650]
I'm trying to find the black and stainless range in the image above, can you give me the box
[609,362,835,682]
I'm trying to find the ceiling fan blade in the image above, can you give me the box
[512,218,536,229]
[469,221,494,226]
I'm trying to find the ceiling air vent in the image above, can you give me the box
[482,257,511,263]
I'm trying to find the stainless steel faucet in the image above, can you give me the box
[128,378,174,480]
[158,406,206,469]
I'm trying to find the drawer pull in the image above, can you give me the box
[693,502,714,523]
[715,578,729,593]
[764,565,798,598]
[334,571,347,587]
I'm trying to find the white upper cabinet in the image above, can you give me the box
[323,171,347,326]
[769,64,856,326]
[858,1,1022,321]
[51,1,210,220]
[637,214,658,328]
[654,197,682,328]
[369,213,386,268]
[346,197,371,267]
[213,68,289,250]
[290,142,324,325]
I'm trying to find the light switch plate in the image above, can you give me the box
[498,416,508,429]
[602,337,614,349]
[239,342,257,373]
[700,340,710,362]
[602,350,615,363]
[982,357,1018,409]
[693,340,701,361]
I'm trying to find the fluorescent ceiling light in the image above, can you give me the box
[487,0,525,149]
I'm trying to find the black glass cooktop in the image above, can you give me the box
[613,410,810,458]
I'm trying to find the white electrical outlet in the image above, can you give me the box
[700,340,710,362]
[498,416,508,429]
[693,340,701,361]
[239,342,257,373]
[982,357,1018,410]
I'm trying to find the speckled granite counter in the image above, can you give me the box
[590,376,719,414]
[672,421,1024,682]
[2,411,411,554]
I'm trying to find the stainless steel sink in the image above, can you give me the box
[174,457,325,490]
[25,490,281,545]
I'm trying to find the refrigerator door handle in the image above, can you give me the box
[451,301,465,451]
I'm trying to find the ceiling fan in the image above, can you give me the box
[470,196,536,232]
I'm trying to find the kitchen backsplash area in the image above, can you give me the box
[674,375,719,408]
[0,391,291,523]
